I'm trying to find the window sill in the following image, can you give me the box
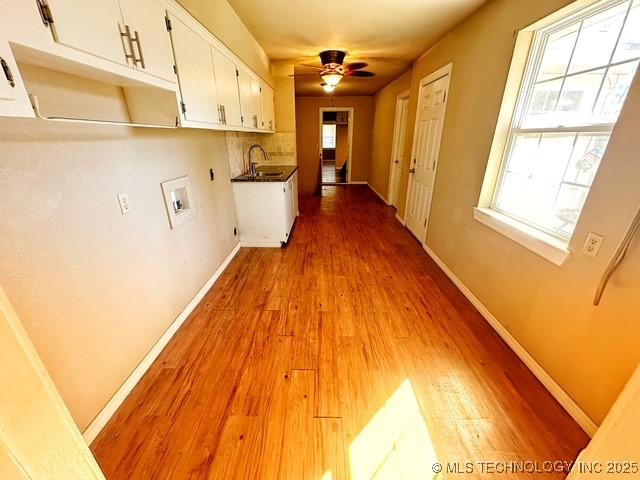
[473,207,570,266]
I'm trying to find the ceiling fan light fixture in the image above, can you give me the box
[321,72,342,87]
[321,83,335,93]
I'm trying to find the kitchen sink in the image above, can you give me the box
[256,171,283,177]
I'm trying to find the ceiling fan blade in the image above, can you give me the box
[301,63,324,70]
[344,62,368,71]
[345,70,375,77]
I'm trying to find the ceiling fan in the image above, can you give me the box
[294,50,375,92]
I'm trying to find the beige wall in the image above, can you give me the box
[369,71,412,199]
[176,0,272,82]
[295,96,373,195]
[391,0,640,424]
[0,115,238,431]
[335,124,349,169]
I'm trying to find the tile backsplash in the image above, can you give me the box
[225,131,297,178]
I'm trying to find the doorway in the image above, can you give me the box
[319,108,353,185]
[405,64,451,243]
[388,90,410,208]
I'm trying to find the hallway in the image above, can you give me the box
[91,186,589,479]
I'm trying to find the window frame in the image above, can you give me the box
[322,124,337,149]
[490,0,636,242]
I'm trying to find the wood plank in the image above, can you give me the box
[92,186,589,480]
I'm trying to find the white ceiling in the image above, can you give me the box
[227,0,488,96]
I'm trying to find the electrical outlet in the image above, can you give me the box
[117,193,132,215]
[582,232,604,257]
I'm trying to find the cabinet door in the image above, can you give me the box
[291,171,299,217]
[251,78,263,129]
[238,68,255,128]
[45,0,128,65]
[168,14,219,125]
[283,179,294,238]
[119,0,175,81]
[0,43,35,118]
[261,82,275,131]
[211,48,242,127]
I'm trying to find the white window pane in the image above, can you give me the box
[593,60,639,123]
[537,24,580,81]
[568,2,628,74]
[557,68,606,126]
[496,134,576,234]
[523,79,562,127]
[613,0,640,62]
[322,124,336,148]
[553,184,590,235]
[563,134,609,186]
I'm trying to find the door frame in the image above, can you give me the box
[388,89,411,207]
[404,63,452,242]
[319,107,354,184]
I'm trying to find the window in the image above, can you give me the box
[493,0,639,240]
[322,124,337,148]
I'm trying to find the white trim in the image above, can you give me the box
[319,107,355,184]
[82,243,241,444]
[395,212,405,225]
[240,240,283,248]
[367,183,389,204]
[422,244,598,437]
[473,207,570,266]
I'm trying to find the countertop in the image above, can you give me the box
[231,165,298,183]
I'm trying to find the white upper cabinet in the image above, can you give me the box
[261,82,275,131]
[250,78,263,129]
[238,67,255,129]
[118,0,175,81]
[168,13,219,126]
[44,0,128,65]
[0,42,35,118]
[211,47,242,127]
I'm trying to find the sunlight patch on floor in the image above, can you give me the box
[348,379,440,480]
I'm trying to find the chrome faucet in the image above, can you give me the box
[247,144,269,177]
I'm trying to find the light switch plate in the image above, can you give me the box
[582,232,604,257]
[117,193,132,214]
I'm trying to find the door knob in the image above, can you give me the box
[409,168,416,174]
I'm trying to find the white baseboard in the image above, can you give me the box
[367,183,389,205]
[82,242,242,444]
[423,244,598,437]
[395,212,405,225]
[240,240,282,248]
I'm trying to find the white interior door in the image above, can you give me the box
[0,288,105,479]
[405,74,449,242]
[168,13,219,125]
[119,0,175,81]
[390,96,409,207]
[45,0,128,65]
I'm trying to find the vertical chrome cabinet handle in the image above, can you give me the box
[222,105,226,124]
[119,24,135,65]
[1,58,15,87]
[130,30,145,68]
[217,105,223,123]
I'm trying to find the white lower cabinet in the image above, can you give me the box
[232,171,299,247]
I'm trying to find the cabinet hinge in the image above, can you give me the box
[240,116,244,123]
[443,90,447,102]
[165,15,172,31]
[424,219,427,227]
[236,69,239,77]
[173,65,177,75]
[180,101,187,114]
[36,0,54,27]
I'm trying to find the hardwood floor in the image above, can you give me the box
[91,186,589,479]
